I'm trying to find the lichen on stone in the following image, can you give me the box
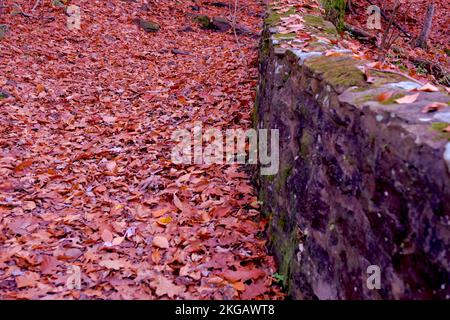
[304,55,366,89]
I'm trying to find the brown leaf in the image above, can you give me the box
[153,235,169,249]
[418,83,439,92]
[173,194,184,211]
[422,102,447,113]
[151,275,185,298]
[14,159,33,172]
[40,255,59,274]
[395,93,420,104]
[99,259,126,270]
[101,229,114,243]
[16,272,40,288]
[23,201,36,211]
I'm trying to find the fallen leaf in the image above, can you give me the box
[395,93,420,104]
[16,272,39,288]
[152,207,170,218]
[377,91,394,103]
[422,102,447,113]
[151,275,185,298]
[173,194,184,211]
[153,235,169,249]
[418,83,439,92]
[40,255,59,274]
[23,201,36,211]
[99,259,125,270]
[105,160,117,172]
[232,282,246,291]
[112,236,125,246]
[101,229,114,243]
[14,159,33,172]
[157,216,173,226]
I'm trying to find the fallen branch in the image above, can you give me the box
[367,67,424,85]
[344,22,376,43]
[12,3,34,18]
[230,0,247,66]
[32,0,40,12]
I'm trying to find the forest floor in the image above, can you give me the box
[0,0,284,299]
[346,0,449,86]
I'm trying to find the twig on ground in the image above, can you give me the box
[230,0,247,67]
[32,0,41,12]
[12,3,34,18]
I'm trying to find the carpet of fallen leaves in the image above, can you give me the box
[346,0,449,84]
[0,0,285,299]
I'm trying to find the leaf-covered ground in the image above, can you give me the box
[0,0,284,299]
[346,0,449,84]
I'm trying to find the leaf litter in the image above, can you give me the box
[0,0,284,300]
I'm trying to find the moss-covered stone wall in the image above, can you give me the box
[255,6,450,300]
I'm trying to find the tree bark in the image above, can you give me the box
[416,3,435,48]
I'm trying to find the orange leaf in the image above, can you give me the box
[14,159,33,172]
[232,281,246,291]
[377,91,393,103]
[152,207,170,218]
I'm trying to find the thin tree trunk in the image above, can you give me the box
[416,3,435,48]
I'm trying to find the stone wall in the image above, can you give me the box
[254,7,450,299]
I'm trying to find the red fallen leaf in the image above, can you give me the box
[240,280,268,299]
[377,91,394,103]
[151,275,185,298]
[211,206,231,218]
[16,272,40,288]
[94,185,107,193]
[444,125,450,132]
[221,268,266,282]
[40,255,59,274]
[14,159,33,172]
[56,248,83,261]
[422,102,447,113]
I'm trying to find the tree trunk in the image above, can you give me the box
[416,3,435,48]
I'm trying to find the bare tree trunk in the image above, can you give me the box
[416,3,435,48]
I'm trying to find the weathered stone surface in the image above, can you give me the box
[255,8,450,300]
[135,19,160,33]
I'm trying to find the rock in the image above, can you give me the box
[194,15,212,29]
[0,90,10,99]
[211,17,231,32]
[135,19,160,33]
[0,24,8,40]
